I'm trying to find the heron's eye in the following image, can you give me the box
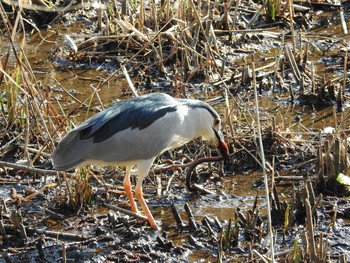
[213,118,220,127]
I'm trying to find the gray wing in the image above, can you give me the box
[52,93,181,170]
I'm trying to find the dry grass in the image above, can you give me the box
[0,0,349,262]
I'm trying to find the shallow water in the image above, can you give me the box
[2,6,350,262]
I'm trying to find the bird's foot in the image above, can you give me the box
[150,222,160,231]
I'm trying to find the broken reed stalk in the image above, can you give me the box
[340,9,348,35]
[305,199,317,261]
[306,179,315,207]
[171,205,185,228]
[302,35,309,66]
[273,31,284,91]
[340,254,348,263]
[62,242,67,263]
[285,45,301,81]
[252,61,275,262]
[311,61,315,94]
[24,98,30,163]
[289,0,296,51]
[139,0,145,29]
[318,232,330,261]
[343,50,347,95]
[317,131,326,190]
[232,0,241,29]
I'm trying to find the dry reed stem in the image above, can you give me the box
[340,9,348,35]
[343,50,348,95]
[122,65,139,97]
[252,60,275,262]
[232,0,241,29]
[305,199,317,261]
[340,254,348,263]
[285,45,301,81]
[288,0,296,51]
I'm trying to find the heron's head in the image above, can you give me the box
[208,117,229,160]
[198,108,229,160]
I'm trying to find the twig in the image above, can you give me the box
[252,249,269,263]
[274,176,317,181]
[23,183,58,202]
[18,146,51,159]
[102,203,148,221]
[53,78,86,106]
[0,161,57,175]
[0,132,23,152]
[190,184,217,195]
[122,65,139,97]
[45,208,66,219]
[34,228,93,240]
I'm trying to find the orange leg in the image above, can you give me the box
[135,182,158,230]
[123,166,138,213]
[135,158,159,230]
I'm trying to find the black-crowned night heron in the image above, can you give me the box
[52,92,229,230]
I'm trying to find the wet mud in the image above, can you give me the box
[1,0,350,262]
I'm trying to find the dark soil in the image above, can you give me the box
[1,0,350,262]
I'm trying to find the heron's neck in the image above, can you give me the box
[182,106,210,139]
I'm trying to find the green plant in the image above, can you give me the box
[266,0,281,20]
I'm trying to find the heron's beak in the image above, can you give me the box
[212,129,229,160]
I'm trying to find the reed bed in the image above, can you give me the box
[0,0,349,262]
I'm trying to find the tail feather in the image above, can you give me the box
[52,130,92,171]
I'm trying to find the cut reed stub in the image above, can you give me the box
[186,156,224,193]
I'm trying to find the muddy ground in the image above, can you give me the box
[1,0,350,262]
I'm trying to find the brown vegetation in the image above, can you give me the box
[0,0,350,262]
